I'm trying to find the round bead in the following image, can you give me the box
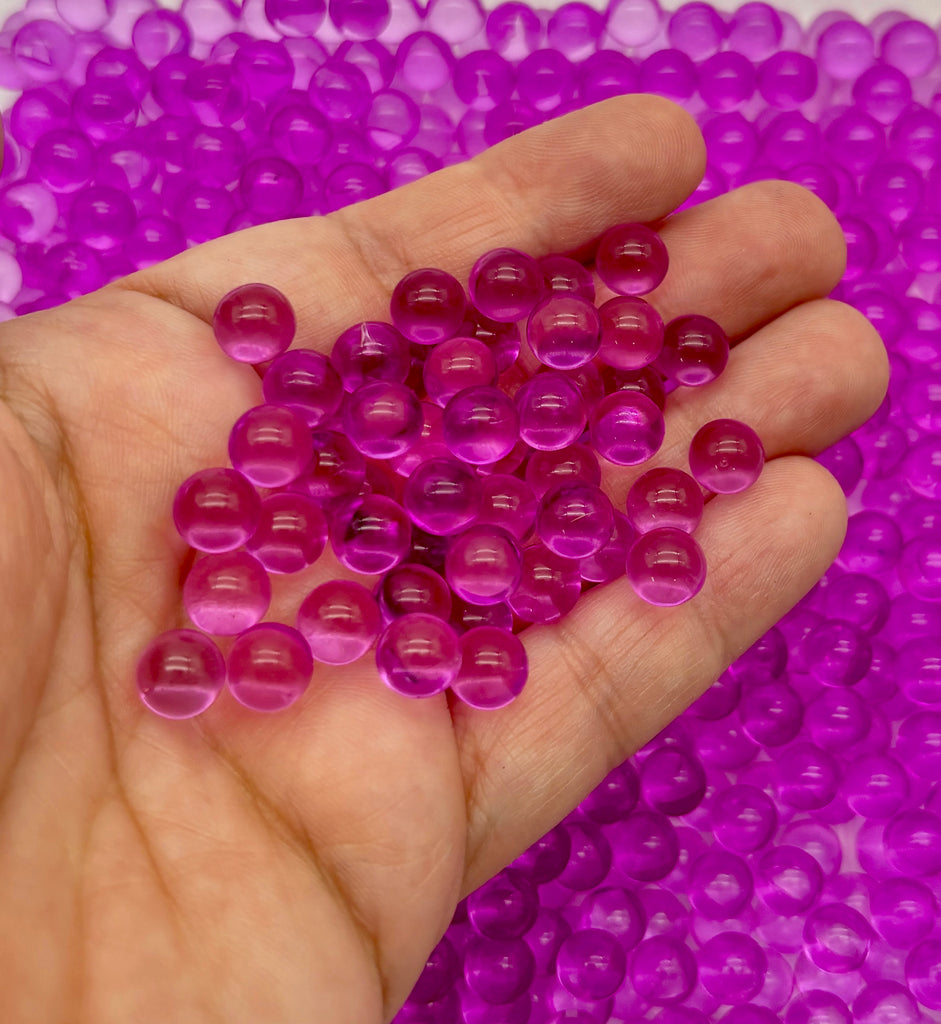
[328,0,390,39]
[466,869,538,940]
[464,935,535,1005]
[896,712,941,780]
[525,443,601,498]
[330,322,411,394]
[183,551,271,636]
[402,457,481,536]
[304,430,366,511]
[137,629,226,719]
[423,336,496,407]
[442,385,519,465]
[740,680,803,746]
[245,492,327,575]
[476,474,537,540]
[660,315,729,387]
[469,247,544,323]
[776,743,840,810]
[613,810,679,882]
[698,932,767,1003]
[756,845,823,915]
[757,51,817,108]
[844,754,908,819]
[784,992,851,1024]
[378,563,452,623]
[629,935,697,1005]
[452,626,528,710]
[343,380,423,460]
[453,50,515,111]
[227,623,312,713]
[213,282,295,363]
[390,267,467,346]
[803,903,872,973]
[173,467,261,553]
[595,222,669,296]
[803,619,872,686]
[688,849,753,919]
[508,542,581,623]
[331,494,411,575]
[515,372,586,451]
[640,745,707,816]
[262,349,343,428]
[871,878,936,948]
[598,295,664,371]
[589,391,665,466]
[626,467,704,534]
[712,784,777,853]
[297,580,381,665]
[445,525,522,605]
[540,254,595,302]
[228,404,313,488]
[556,928,626,1001]
[579,511,635,584]
[537,481,614,559]
[884,809,941,876]
[905,940,941,1010]
[527,293,601,370]
[376,612,461,698]
[626,528,707,607]
[688,419,765,493]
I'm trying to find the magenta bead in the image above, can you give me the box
[527,293,601,370]
[589,391,665,466]
[390,267,467,346]
[776,742,840,810]
[228,404,313,487]
[784,991,851,1024]
[630,935,697,1005]
[596,222,669,297]
[870,877,936,948]
[712,784,777,853]
[403,456,481,535]
[246,491,327,574]
[375,612,460,698]
[884,809,941,876]
[660,315,729,387]
[515,373,586,452]
[537,481,614,559]
[469,247,544,323]
[541,254,595,302]
[297,579,380,665]
[803,903,873,973]
[445,524,522,605]
[803,619,872,687]
[556,928,626,1001]
[580,510,636,584]
[305,430,367,510]
[227,623,312,712]
[598,295,665,371]
[173,467,261,553]
[331,321,411,393]
[758,50,818,108]
[627,467,704,534]
[423,336,496,406]
[525,443,601,498]
[464,935,535,1005]
[756,845,823,915]
[467,869,538,939]
[689,419,765,494]
[329,0,390,40]
[452,626,528,710]
[509,542,581,623]
[31,129,95,193]
[612,811,679,882]
[626,528,707,606]
[262,349,343,427]
[137,629,226,719]
[183,551,271,636]
[698,932,767,1003]
[688,849,753,919]
[378,562,452,623]
[12,21,76,84]
[442,385,519,465]
[331,494,411,574]
[453,50,515,111]
[740,680,803,746]
[213,282,295,364]
[477,473,537,540]
[67,184,136,250]
[343,380,423,459]
[641,745,707,816]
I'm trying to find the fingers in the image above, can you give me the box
[126,95,706,340]
[455,456,848,892]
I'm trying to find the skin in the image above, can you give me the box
[0,96,887,1023]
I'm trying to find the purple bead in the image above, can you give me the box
[905,940,941,1010]
[825,110,885,178]
[390,267,467,346]
[699,51,756,111]
[641,746,706,816]
[757,51,818,108]
[704,113,759,178]
[513,824,571,885]
[137,629,226,719]
[784,991,851,1024]
[556,929,626,1001]
[612,811,679,882]
[589,391,665,466]
[698,932,766,1003]
[660,315,729,387]
[839,510,902,573]
[402,457,481,536]
[776,743,840,810]
[132,9,191,66]
[12,20,75,84]
[67,184,136,250]
[173,467,261,553]
[845,754,909,820]
[262,349,343,427]
[805,687,871,749]
[884,809,941,876]
[598,295,665,371]
[525,443,601,498]
[730,626,788,684]
[540,254,595,302]
[467,869,537,939]
[527,293,601,370]
[689,672,741,720]
[756,845,823,915]
[470,312,521,373]
[518,49,576,112]
[897,711,941,780]
[689,419,765,493]
[545,2,604,60]
[854,66,912,127]
[343,380,422,459]
[264,0,326,34]
[269,103,332,164]
[469,247,544,324]
[803,619,872,687]
[464,935,535,1005]
[508,542,581,623]
[239,156,304,219]
[213,282,295,364]
[30,129,95,193]
[297,579,380,665]
[640,48,698,101]
[882,18,938,75]
[453,51,515,112]
[669,2,725,59]
[378,563,451,623]
[308,59,370,122]
[183,551,271,636]
[870,877,936,948]
[626,528,707,606]
[376,612,460,698]
[245,492,327,575]
[804,904,873,973]
[450,598,513,636]
[854,981,922,1024]
[329,0,391,40]
[537,481,614,559]
[596,223,669,297]
[476,474,536,540]
[578,762,639,824]
[423,336,496,406]
[422,0,483,44]
[442,385,519,465]
[304,429,366,510]
[445,525,522,605]
[630,935,698,1005]
[816,17,874,80]
[578,48,638,104]
[556,820,612,891]
[580,510,636,584]
[331,494,411,574]
[330,321,410,393]
[227,623,312,713]
[485,1,541,60]
[626,467,704,534]
[452,626,528,710]
[395,31,453,92]
[228,404,313,488]
[688,849,753,919]
[712,784,777,853]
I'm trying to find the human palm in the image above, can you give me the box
[0,97,887,1023]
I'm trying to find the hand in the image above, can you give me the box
[0,96,887,1024]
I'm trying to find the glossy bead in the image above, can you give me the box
[262,350,343,428]
[537,481,614,560]
[469,247,544,323]
[803,619,872,687]
[477,474,537,540]
[540,254,595,302]
[442,385,519,465]
[598,295,664,371]
[390,267,467,346]
[213,282,295,363]
[228,404,313,488]
[527,293,601,370]
[776,743,840,810]
[514,373,585,452]
[402,457,481,536]
[525,443,601,498]
[660,315,729,387]
[423,337,496,407]
[377,562,452,623]
[589,391,665,466]
[245,492,327,575]
[688,849,753,919]
[173,467,261,553]
[331,494,411,575]
[580,510,636,584]
[453,51,515,111]
[629,935,697,1005]
[137,629,226,719]
[641,746,707,816]
[182,550,271,636]
[803,903,872,973]
[509,542,581,623]
[884,810,941,876]
[297,580,380,665]
[452,626,528,710]
[330,321,410,394]
[756,845,823,915]
[304,430,366,510]
[712,784,777,853]
[596,222,669,297]
[227,623,312,713]
[556,928,626,1001]
[688,419,765,493]
[757,51,817,108]
[445,525,522,605]
[626,528,707,607]
[343,380,423,459]
[376,612,460,698]
[627,467,704,534]
[464,935,535,1005]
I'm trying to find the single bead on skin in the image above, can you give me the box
[213,282,296,363]
[173,467,262,553]
[445,524,523,605]
[595,222,669,296]
[626,527,707,606]
[627,467,705,534]
[390,267,467,346]
[297,579,381,665]
[183,550,271,635]
[659,314,730,387]
[227,623,313,713]
[688,418,765,493]
[451,626,528,710]
[137,629,226,719]
[228,404,314,487]
[246,491,327,574]
[376,612,461,698]
[469,247,544,323]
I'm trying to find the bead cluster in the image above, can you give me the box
[138,225,764,717]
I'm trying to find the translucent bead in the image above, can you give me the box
[903,437,941,499]
[390,267,466,346]
[476,474,536,540]
[213,282,295,364]
[262,350,342,427]
[601,363,666,409]
[67,185,136,251]
[689,419,765,493]
[466,869,537,940]
[537,481,614,560]
[700,51,756,112]
[668,2,725,60]
[331,494,411,574]
[626,527,706,606]
[485,1,542,61]
[596,223,669,297]
[243,491,326,574]
[232,39,293,100]
[227,623,312,713]
[182,550,271,636]
[30,128,95,193]
[526,293,601,371]
[896,637,941,705]
[395,31,453,93]
[376,612,460,697]
[297,580,380,665]
[547,3,604,61]
[699,932,766,1003]
[342,380,422,459]
[784,992,851,1024]
[803,903,872,973]
[402,456,481,536]
[756,844,823,916]
[816,18,874,81]
[137,629,226,719]
[442,385,519,465]
[844,754,909,820]
[589,391,665,466]
[578,49,638,104]
[227,404,313,488]
[364,89,419,151]
[688,848,753,919]
[12,20,75,84]
[509,542,581,623]
[661,314,730,387]
[640,48,698,102]
[556,929,626,1001]
[464,935,535,1005]
[711,784,777,853]
[377,562,451,623]
[556,820,612,890]
[825,110,885,177]
[329,321,408,393]
[540,255,594,302]
[423,0,483,44]
[308,60,371,123]
[757,51,817,109]
[523,441,598,497]
[626,467,704,535]
[264,0,327,36]
[803,619,872,687]
[518,49,576,113]
[515,373,586,451]
[839,510,902,573]
[173,467,261,553]
[890,107,941,174]
[469,248,543,324]
[240,155,304,219]
[328,0,391,39]
[739,678,802,746]
[641,745,706,816]
[452,626,528,710]
[821,572,889,635]
[727,2,782,61]
[898,535,941,602]
[579,511,635,584]
[445,525,522,605]
[304,429,366,510]
[409,935,459,1004]
[606,0,663,48]
[881,18,938,75]
[453,51,515,112]
[598,296,664,371]
[423,337,496,407]
[853,65,912,127]
[629,934,697,1005]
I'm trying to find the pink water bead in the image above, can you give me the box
[527,293,601,370]
[331,494,411,574]
[330,321,411,392]
[699,932,767,1003]
[884,809,941,876]
[183,551,271,636]
[423,336,496,406]
[297,580,381,666]
[445,525,522,604]
[689,419,765,493]
[688,848,753,919]
[526,443,601,498]
[580,511,636,584]
[803,903,873,973]
[598,295,665,371]
[556,928,626,1001]
[469,247,544,323]
[376,612,461,698]
[451,626,528,710]
[541,254,595,302]
[305,430,367,511]
[245,492,327,574]
[137,629,226,719]
[343,380,423,459]
[262,349,343,427]
[403,456,481,535]
[660,315,730,386]
[390,267,467,345]
[629,934,697,1005]
[509,542,581,623]
[442,385,519,465]
[537,481,615,559]
[378,563,452,622]
[626,528,707,606]
[466,869,538,940]
[627,467,704,534]
[173,467,261,553]
[515,372,586,451]
[595,222,669,297]
[213,282,296,363]
[227,623,313,712]
[589,391,665,466]
[871,877,936,948]
[228,404,313,487]
[477,474,537,540]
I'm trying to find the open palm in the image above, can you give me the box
[0,97,887,1024]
